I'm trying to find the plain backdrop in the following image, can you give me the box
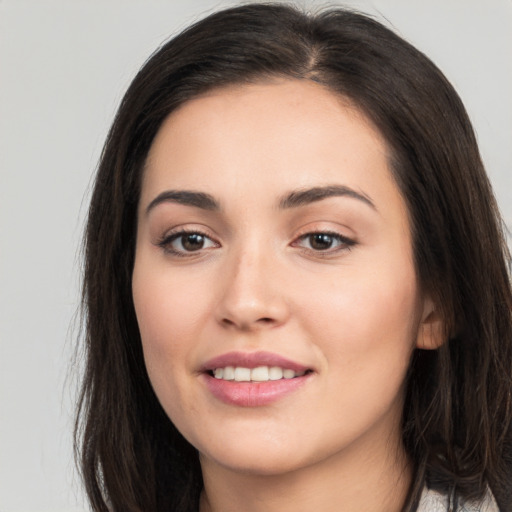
[0,1,510,511]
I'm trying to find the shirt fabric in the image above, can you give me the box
[417,486,500,512]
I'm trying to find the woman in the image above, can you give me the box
[75,3,512,511]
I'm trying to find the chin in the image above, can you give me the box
[200,448,308,477]
[193,426,333,478]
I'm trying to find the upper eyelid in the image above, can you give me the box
[296,229,352,239]
[158,225,218,241]
[292,224,356,241]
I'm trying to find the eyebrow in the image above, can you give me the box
[279,185,376,210]
[145,190,220,215]
[145,184,375,216]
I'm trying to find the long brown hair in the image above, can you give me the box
[75,4,512,511]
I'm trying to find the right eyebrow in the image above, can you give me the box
[145,190,220,215]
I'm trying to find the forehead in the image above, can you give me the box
[141,79,402,216]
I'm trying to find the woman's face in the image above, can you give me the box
[132,80,433,476]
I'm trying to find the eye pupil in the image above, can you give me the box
[182,233,205,251]
[309,233,333,250]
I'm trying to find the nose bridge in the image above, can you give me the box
[215,234,288,329]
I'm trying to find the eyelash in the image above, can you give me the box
[156,229,356,257]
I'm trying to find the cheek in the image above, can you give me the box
[131,254,212,412]
[298,258,421,374]
[297,264,420,433]
[132,263,214,441]
[133,257,209,353]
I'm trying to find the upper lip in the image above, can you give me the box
[200,351,311,373]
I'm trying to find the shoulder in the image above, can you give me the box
[417,486,501,512]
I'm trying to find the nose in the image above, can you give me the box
[214,245,290,331]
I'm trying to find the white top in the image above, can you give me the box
[417,486,500,511]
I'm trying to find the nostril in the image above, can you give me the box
[220,316,276,330]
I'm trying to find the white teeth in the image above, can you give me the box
[211,365,307,382]
[234,367,251,382]
[269,366,283,380]
[251,366,269,381]
[223,366,235,380]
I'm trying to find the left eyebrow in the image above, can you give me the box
[278,185,376,211]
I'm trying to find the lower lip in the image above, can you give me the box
[202,373,311,407]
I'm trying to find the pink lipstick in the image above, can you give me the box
[200,351,313,407]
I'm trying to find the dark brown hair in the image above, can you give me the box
[75,3,512,511]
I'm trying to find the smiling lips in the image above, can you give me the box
[201,351,313,407]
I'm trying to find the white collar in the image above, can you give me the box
[416,485,499,512]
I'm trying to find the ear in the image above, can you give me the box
[415,297,446,350]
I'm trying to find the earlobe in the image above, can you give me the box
[416,298,446,350]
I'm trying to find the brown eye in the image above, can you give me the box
[294,232,356,253]
[158,230,218,256]
[181,233,206,251]
[308,233,335,250]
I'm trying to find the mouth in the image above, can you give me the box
[207,365,311,382]
[200,351,314,407]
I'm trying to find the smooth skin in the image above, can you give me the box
[132,79,443,512]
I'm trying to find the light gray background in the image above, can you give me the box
[0,1,510,511]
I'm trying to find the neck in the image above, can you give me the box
[199,437,412,512]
